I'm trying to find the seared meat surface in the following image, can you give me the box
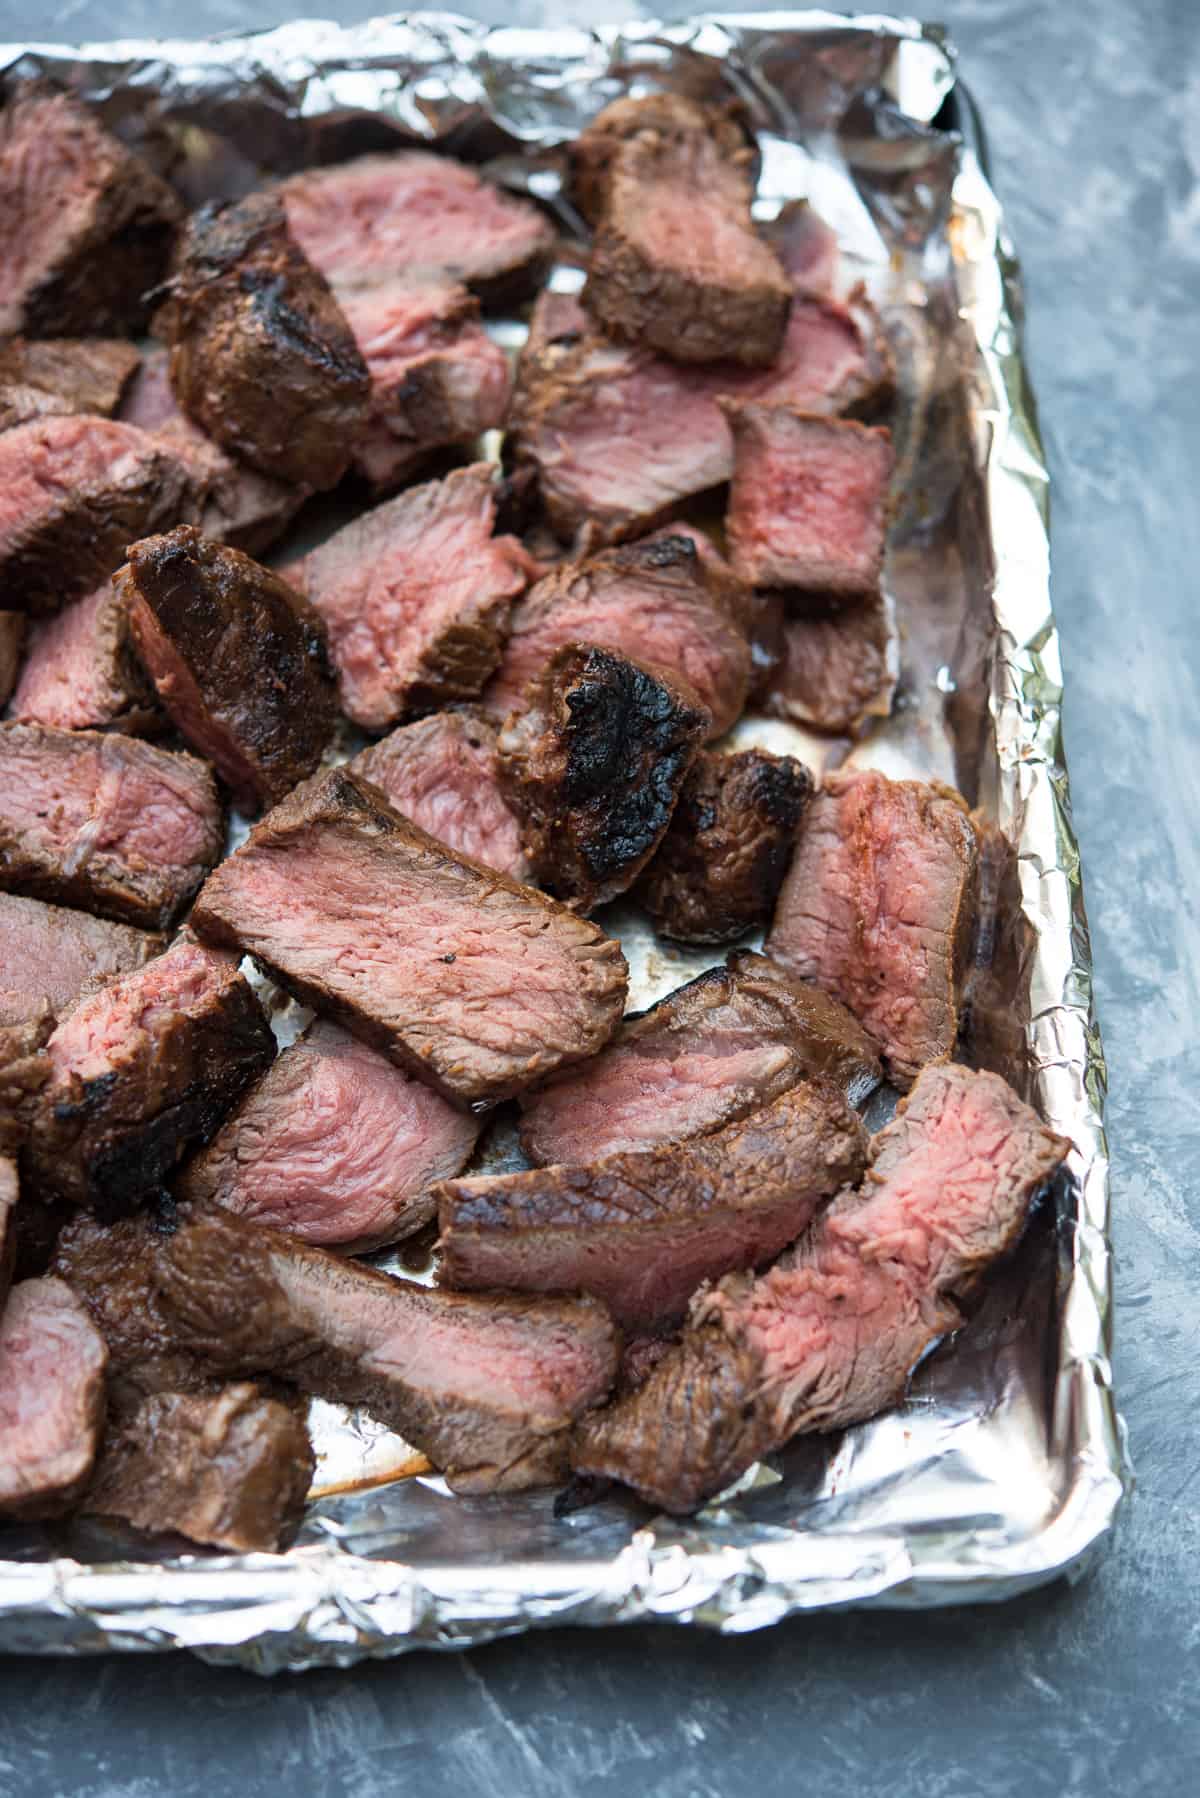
[0,337,141,431]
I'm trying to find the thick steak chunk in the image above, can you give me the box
[574,1064,1070,1512]
[0,1276,108,1518]
[10,581,161,734]
[350,710,528,880]
[154,1209,618,1494]
[520,949,881,1165]
[637,747,812,944]
[438,1081,867,1332]
[496,643,709,912]
[570,93,751,226]
[191,767,628,1109]
[0,84,182,339]
[295,464,530,732]
[120,527,336,814]
[483,533,750,738]
[0,337,141,431]
[85,1383,314,1552]
[763,591,897,735]
[0,1156,16,1309]
[767,770,978,1086]
[179,1017,481,1252]
[724,407,894,594]
[0,724,224,929]
[0,893,162,1028]
[0,613,24,707]
[160,192,369,490]
[0,416,200,616]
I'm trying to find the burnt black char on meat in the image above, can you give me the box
[0,614,24,708]
[0,893,162,1029]
[191,766,628,1109]
[0,83,182,339]
[496,643,709,912]
[574,1063,1070,1513]
[0,1276,108,1519]
[637,747,812,944]
[159,192,369,491]
[519,949,881,1167]
[119,527,336,815]
[10,581,161,735]
[438,1081,868,1332]
[763,590,897,736]
[0,724,224,929]
[0,337,141,432]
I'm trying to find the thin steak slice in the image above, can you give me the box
[0,1276,108,1518]
[763,590,897,736]
[0,893,162,1028]
[159,192,369,490]
[178,1017,481,1253]
[0,337,141,431]
[154,1208,618,1494]
[294,463,530,732]
[0,724,224,929]
[519,949,881,1166]
[438,1080,867,1332]
[23,939,275,1216]
[496,643,709,912]
[119,527,336,814]
[191,766,628,1109]
[724,407,894,594]
[0,613,24,707]
[0,1156,16,1308]
[350,710,528,880]
[766,770,978,1087]
[637,747,813,944]
[574,1063,1070,1512]
[0,83,182,339]
[9,581,161,735]
[483,532,750,738]
[85,1383,314,1552]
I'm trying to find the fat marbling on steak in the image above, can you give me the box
[0,1276,108,1519]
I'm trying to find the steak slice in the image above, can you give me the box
[0,337,141,431]
[569,93,751,227]
[0,83,182,339]
[724,407,894,594]
[23,939,275,1216]
[9,581,161,735]
[350,709,527,880]
[766,770,978,1086]
[574,1063,1070,1512]
[520,949,881,1166]
[637,747,812,944]
[294,463,530,732]
[178,1017,481,1253]
[119,527,336,814]
[0,1156,16,1309]
[0,1276,108,1518]
[483,532,750,738]
[0,613,24,707]
[281,151,556,308]
[85,1382,314,1552]
[438,1080,867,1332]
[763,590,897,736]
[496,643,709,912]
[0,893,162,1029]
[191,766,629,1109]
[0,416,201,616]
[159,192,369,491]
[154,1208,618,1494]
[0,723,224,928]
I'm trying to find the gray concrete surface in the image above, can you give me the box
[0,1,1197,1791]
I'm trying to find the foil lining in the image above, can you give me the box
[0,11,1130,1669]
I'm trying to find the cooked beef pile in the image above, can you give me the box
[10,581,161,735]
[0,337,141,431]
[0,1276,107,1518]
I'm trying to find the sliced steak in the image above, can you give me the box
[520,949,881,1166]
[293,463,530,731]
[0,724,224,928]
[0,613,24,707]
[191,766,628,1109]
[0,1276,108,1518]
[0,416,200,616]
[0,337,141,431]
[496,643,709,911]
[23,939,275,1216]
[0,893,162,1029]
[763,200,840,297]
[483,532,750,738]
[0,1156,16,1309]
[724,407,894,595]
[159,192,369,490]
[570,93,751,227]
[350,709,527,880]
[281,151,556,308]
[574,1063,1070,1512]
[636,747,812,944]
[438,1081,867,1332]
[178,1017,481,1253]
[767,770,978,1086]
[119,527,336,814]
[9,581,161,735]
[763,590,897,735]
[0,83,182,339]
[85,1382,314,1552]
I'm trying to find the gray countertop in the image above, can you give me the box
[1,1,1197,1790]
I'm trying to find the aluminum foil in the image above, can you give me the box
[0,11,1130,1669]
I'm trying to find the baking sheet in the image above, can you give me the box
[0,11,1130,1668]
